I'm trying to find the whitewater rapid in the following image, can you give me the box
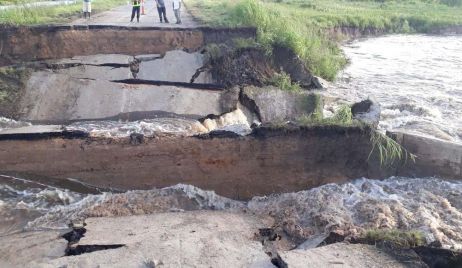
[333,34,462,142]
[2,175,462,250]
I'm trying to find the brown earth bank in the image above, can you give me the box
[0,25,256,66]
[327,26,388,41]
[0,125,375,200]
[205,45,318,89]
[327,24,462,42]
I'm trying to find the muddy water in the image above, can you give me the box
[334,34,462,142]
[2,174,462,249]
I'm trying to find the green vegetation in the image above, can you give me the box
[362,229,426,248]
[294,101,414,167]
[0,67,30,97]
[268,72,302,92]
[185,0,462,80]
[0,67,30,118]
[297,104,359,127]
[232,37,259,49]
[369,131,416,167]
[0,91,8,102]
[0,0,37,5]
[442,0,462,6]
[0,0,126,25]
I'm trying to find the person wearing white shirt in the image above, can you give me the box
[173,0,182,24]
[82,0,91,19]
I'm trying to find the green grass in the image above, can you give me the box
[268,71,302,92]
[363,229,426,248]
[0,0,126,25]
[369,131,416,167]
[297,104,359,127]
[185,0,462,80]
[0,0,37,5]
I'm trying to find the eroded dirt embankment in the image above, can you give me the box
[328,24,462,41]
[0,25,256,66]
[0,126,373,200]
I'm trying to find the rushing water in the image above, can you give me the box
[4,35,460,141]
[1,175,462,249]
[1,35,462,251]
[65,118,208,137]
[334,34,462,142]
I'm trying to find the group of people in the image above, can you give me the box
[130,0,182,24]
[81,0,182,24]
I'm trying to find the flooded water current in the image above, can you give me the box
[334,34,462,142]
[1,175,462,249]
[1,35,462,250]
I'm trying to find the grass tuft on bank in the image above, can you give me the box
[369,131,416,167]
[0,0,126,25]
[362,229,426,248]
[185,0,462,80]
[269,72,302,92]
[297,104,356,127]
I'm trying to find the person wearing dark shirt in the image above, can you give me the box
[156,0,169,23]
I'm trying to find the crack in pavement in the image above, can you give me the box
[62,223,125,257]
[111,79,225,91]
[190,65,210,84]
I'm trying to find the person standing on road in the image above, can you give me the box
[83,0,91,19]
[173,0,181,24]
[156,0,169,23]
[130,0,141,23]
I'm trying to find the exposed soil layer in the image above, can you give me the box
[327,26,387,41]
[206,46,317,89]
[0,126,373,200]
[350,240,462,268]
[0,25,256,66]
[208,47,275,88]
[328,24,462,41]
[427,24,462,34]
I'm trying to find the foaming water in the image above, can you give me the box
[1,109,252,138]
[62,109,252,137]
[0,117,31,131]
[248,177,462,250]
[333,35,462,142]
[65,118,208,137]
[0,175,88,235]
[2,175,462,249]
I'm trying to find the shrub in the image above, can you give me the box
[440,0,462,6]
[227,0,347,80]
[268,72,301,92]
[363,229,426,248]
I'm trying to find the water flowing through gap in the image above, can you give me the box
[1,28,462,265]
[332,34,462,142]
[2,174,462,250]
